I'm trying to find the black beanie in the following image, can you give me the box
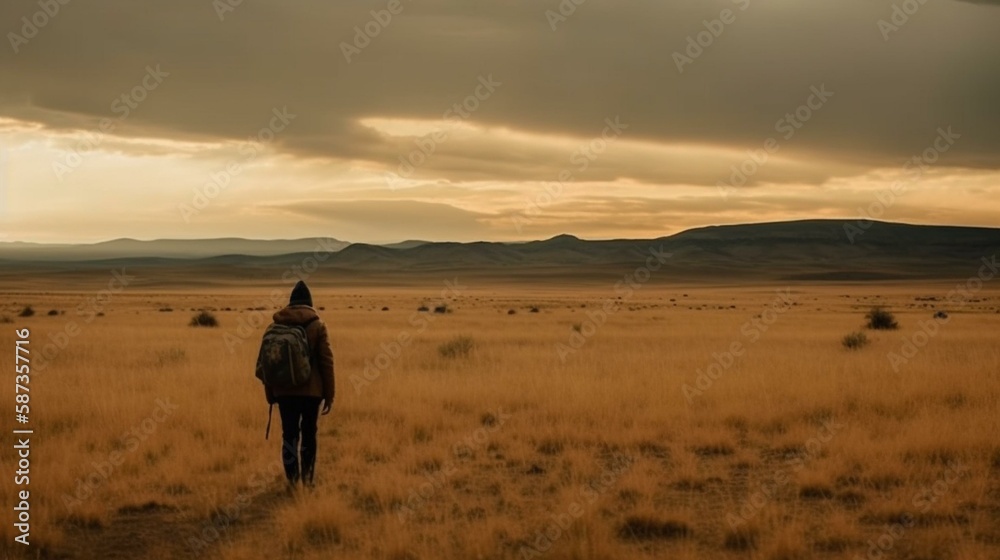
[289,280,313,307]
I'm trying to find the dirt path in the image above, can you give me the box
[50,487,293,560]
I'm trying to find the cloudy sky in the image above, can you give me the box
[0,0,998,243]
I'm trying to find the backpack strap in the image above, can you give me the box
[302,316,320,348]
[265,403,273,440]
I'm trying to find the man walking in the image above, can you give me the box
[263,280,335,488]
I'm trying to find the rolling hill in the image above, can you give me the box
[0,220,997,287]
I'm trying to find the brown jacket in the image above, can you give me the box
[264,305,335,404]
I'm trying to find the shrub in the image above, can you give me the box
[934,310,948,320]
[189,310,219,328]
[842,331,869,350]
[438,336,474,359]
[159,307,173,312]
[417,305,429,312]
[381,306,389,311]
[866,307,898,330]
[18,306,34,317]
[433,304,449,314]
[507,309,516,315]
[572,323,582,333]
[47,309,60,316]
[0,315,12,324]
[529,307,540,313]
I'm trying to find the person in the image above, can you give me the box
[264,280,335,488]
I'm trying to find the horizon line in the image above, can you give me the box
[2,217,999,246]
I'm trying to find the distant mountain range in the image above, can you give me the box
[0,237,353,261]
[1,220,997,284]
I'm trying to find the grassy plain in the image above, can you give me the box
[0,280,998,560]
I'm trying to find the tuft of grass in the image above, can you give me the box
[617,516,692,541]
[536,440,563,455]
[189,310,219,328]
[507,309,516,315]
[572,322,583,333]
[48,309,61,316]
[842,331,869,350]
[0,315,12,324]
[866,306,898,330]
[438,336,474,359]
[18,306,35,317]
[799,484,835,500]
[724,526,759,550]
[277,492,354,552]
[691,443,734,457]
[529,306,540,313]
[417,305,429,312]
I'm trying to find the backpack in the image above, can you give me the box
[255,321,314,389]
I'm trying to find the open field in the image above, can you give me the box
[1,280,999,560]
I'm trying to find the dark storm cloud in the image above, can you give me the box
[1,0,998,184]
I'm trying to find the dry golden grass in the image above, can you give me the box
[0,282,998,559]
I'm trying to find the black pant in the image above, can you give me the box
[277,396,322,485]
